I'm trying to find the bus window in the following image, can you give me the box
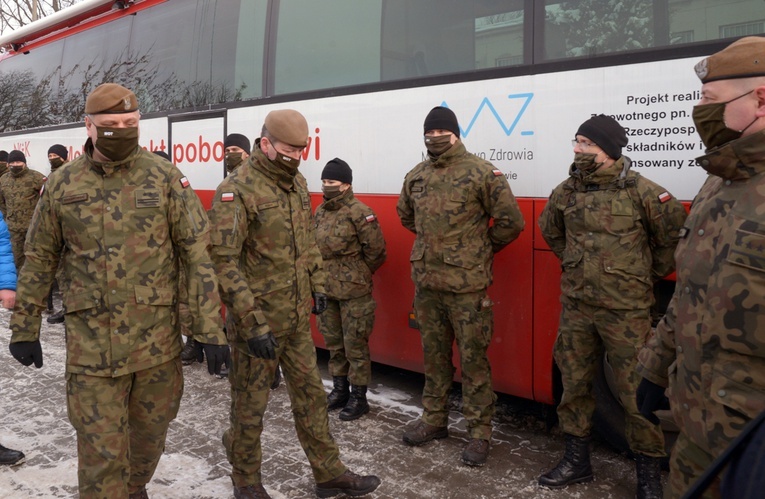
[227,0,267,101]
[542,0,765,61]
[273,0,383,95]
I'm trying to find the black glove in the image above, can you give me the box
[311,292,328,315]
[9,340,43,368]
[199,342,230,375]
[636,377,667,425]
[247,330,278,360]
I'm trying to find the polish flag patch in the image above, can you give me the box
[221,192,235,202]
[365,214,376,223]
[492,169,503,176]
[658,191,672,203]
[179,177,190,188]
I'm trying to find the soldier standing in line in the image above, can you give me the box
[637,36,765,498]
[397,106,525,467]
[0,150,46,271]
[314,158,387,421]
[45,144,69,324]
[224,133,251,175]
[209,109,381,499]
[537,115,687,498]
[7,83,229,499]
[0,150,9,178]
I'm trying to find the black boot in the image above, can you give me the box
[270,364,282,390]
[538,434,593,488]
[635,454,662,499]
[339,385,369,421]
[326,376,350,410]
[180,337,200,365]
[0,444,25,466]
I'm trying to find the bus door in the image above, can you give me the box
[169,111,226,209]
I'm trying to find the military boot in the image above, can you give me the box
[180,337,200,365]
[234,483,272,499]
[0,444,24,465]
[538,434,593,488]
[47,309,65,324]
[271,364,282,390]
[635,454,662,499]
[315,470,381,498]
[128,486,149,499]
[339,385,369,421]
[326,376,350,410]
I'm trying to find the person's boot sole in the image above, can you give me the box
[315,478,381,498]
[538,473,593,489]
[339,404,369,421]
[402,427,448,446]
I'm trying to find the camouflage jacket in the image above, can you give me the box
[397,140,524,293]
[638,131,765,456]
[314,188,387,300]
[9,140,225,377]
[0,167,46,233]
[538,157,687,310]
[209,143,326,354]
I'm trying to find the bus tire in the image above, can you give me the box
[592,352,675,469]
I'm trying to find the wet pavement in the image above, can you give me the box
[0,303,658,498]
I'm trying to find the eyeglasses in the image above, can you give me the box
[571,139,598,151]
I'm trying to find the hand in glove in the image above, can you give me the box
[311,292,328,315]
[247,326,278,360]
[198,342,231,375]
[636,377,667,425]
[9,340,43,368]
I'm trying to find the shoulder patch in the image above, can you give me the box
[221,192,235,202]
[365,214,376,223]
[658,191,672,203]
[180,177,190,188]
[492,169,503,176]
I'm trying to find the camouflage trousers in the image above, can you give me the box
[224,318,346,487]
[9,229,25,271]
[414,287,496,441]
[317,294,376,385]
[667,431,721,499]
[66,358,183,499]
[554,297,665,457]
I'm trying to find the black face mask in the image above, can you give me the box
[9,165,25,175]
[424,134,452,156]
[94,126,139,162]
[692,89,757,150]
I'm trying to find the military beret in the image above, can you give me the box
[48,144,68,160]
[8,150,26,164]
[224,133,251,153]
[264,109,308,147]
[85,83,139,114]
[695,36,765,83]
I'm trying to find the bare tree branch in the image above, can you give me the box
[0,0,83,34]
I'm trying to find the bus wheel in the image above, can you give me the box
[592,352,677,468]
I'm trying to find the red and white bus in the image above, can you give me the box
[2,0,761,448]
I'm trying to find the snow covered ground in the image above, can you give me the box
[0,304,648,498]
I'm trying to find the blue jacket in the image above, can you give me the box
[0,212,17,290]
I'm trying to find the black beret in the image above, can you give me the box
[576,114,628,160]
[224,133,251,153]
[48,144,68,160]
[423,106,460,137]
[321,157,352,184]
[7,150,26,164]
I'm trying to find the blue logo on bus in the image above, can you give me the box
[441,93,534,138]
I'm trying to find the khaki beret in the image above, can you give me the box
[264,109,308,147]
[85,83,139,114]
[695,36,765,83]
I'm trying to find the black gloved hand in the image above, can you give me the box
[636,377,667,425]
[247,329,278,360]
[9,340,44,368]
[199,342,230,375]
[311,292,328,315]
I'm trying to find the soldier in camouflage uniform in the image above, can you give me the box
[637,37,765,499]
[397,106,524,467]
[314,158,386,421]
[0,150,46,271]
[0,150,8,178]
[224,133,251,175]
[7,83,230,499]
[209,109,381,499]
[537,114,687,498]
[45,144,69,324]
